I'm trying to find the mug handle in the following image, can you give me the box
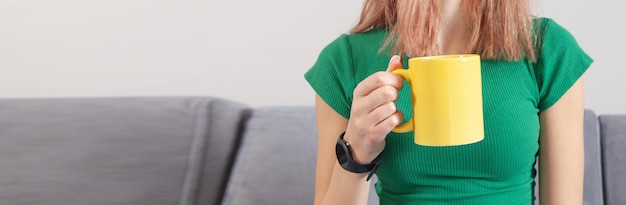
[390,69,414,133]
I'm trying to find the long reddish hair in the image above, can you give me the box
[350,0,537,62]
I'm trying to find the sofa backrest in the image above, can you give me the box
[599,115,626,205]
[0,97,249,205]
[225,107,606,205]
[221,107,322,205]
[581,109,605,205]
[0,97,620,205]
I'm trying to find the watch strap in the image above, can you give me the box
[335,132,381,181]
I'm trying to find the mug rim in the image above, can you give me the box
[409,54,480,62]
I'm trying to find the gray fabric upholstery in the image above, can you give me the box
[599,115,626,205]
[221,107,380,205]
[582,110,604,205]
[222,107,318,205]
[195,98,250,205]
[0,97,248,205]
[0,97,621,205]
[222,107,604,205]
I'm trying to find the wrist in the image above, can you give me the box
[335,132,382,181]
[342,131,381,164]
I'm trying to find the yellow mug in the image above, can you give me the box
[391,54,484,146]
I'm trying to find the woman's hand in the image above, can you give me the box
[343,55,405,164]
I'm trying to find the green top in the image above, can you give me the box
[304,18,593,204]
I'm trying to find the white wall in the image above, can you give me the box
[1,0,624,114]
[539,0,626,115]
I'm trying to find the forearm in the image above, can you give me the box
[320,163,372,205]
[314,57,404,205]
[314,97,373,205]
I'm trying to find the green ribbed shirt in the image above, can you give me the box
[304,18,593,204]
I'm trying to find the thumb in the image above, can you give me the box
[386,55,403,72]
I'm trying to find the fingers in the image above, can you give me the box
[352,55,404,118]
[354,55,404,97]
[356,85,398,115]
[353,55,404,113]
[377,110,404,131]
[345,104,403,162]
[344,55,406,161]
[368,102,402,128]
[386,55,403,72]
[353,72,403,97]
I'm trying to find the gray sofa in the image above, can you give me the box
[0,96,623,205]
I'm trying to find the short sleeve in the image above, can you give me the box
[534,18,594,112]
[304,34,356,119]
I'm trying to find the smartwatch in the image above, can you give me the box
[335,132,381,181]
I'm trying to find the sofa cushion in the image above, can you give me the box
[0,97,248,205]
[221,107,379,205]
[599,114,626,205]
[222,107,318,205]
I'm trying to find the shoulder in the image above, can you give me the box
[346,28,389,42]
[533,17,591,65]
[320,28,389,56]
[533,17,565,33]
[531,18,593,111]
[346,28,389,54]
[533,18,580,49]
[314,28,391,76]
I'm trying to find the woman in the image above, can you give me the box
[305,0,592,204]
